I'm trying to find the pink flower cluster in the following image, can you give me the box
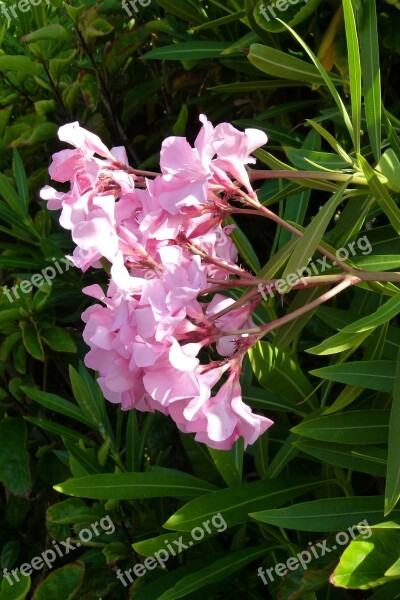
[40,116,273,449]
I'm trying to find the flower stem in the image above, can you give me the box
[223,276,357,336]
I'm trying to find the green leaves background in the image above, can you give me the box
[1,0,400,598]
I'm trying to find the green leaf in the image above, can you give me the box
[242,384,307,416]
[208,446,242,487]
[342,0,362,153]
[21,387,92,428]
[46,498,105,524]
[20,321,44,361]
[63,439,104,476]
[54,472,218,499]
[122,78,164,124]
[274,287,328,350]
[21,24,71,43]
[210,81,309,94]
[0,574,30,599]
[249,341,316,406]
[164,477,325,531]
[310,360,396,392]
[41,326,76,353]
[192,9,245,30]
[157,545,271,600]
[276,20,354,144]
[250,497,400,530]
[12,150,28,216]
[253,0,323,33]
[69,365,107,436]
[360,0,382,162]
[308,295,400,355]
[141,42,237,61]
[0,418,31,496]
[133,530,210,557]
[225,216,260,273]
[31,562,85,600]
[292,410,390,444]
[0,56,38,75]
[294,439,387,476]
[331,529,400,589]
[377,149,400,193]
[281,181,349,290]
[84,18,114,41]
[385,351,400,515]
[25,417,85,443]
[358,154,400,234]
[155,0,206,23]
[0,174,24,215]
[248,44,344,85]
[0,310,21,328]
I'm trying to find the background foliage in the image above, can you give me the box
[0,0,400,598]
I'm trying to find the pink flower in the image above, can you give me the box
[196,370,273,449]
[42,116,273,449]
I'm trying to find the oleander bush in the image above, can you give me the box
[1,1,400,599]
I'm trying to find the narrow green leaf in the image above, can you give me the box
[358,154,400,234]
[250,497,400,530]
[0,418,31,496]
[294,439,387,476]
[155,0,206,23]
[291,410,390,445]
[157,546,270,600]
[360,0,382,162]
[248,44,344,85]
[141,42,237,61]
[208,447,242,487]
[25,417,85,442]
[54,472,218,499]
[192,9,245,30]
[276,20,354,143]
[308,296,400,355]
[384,351,400,515]
[249,341,316,405]
[310,360,396,392]
[69,365,107,436]
[12,150,28,216]
[21,387,92,428]
[225,216,260,273]
[164,477,325,531]
[281,181,349,290]
[342,0,362,153]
